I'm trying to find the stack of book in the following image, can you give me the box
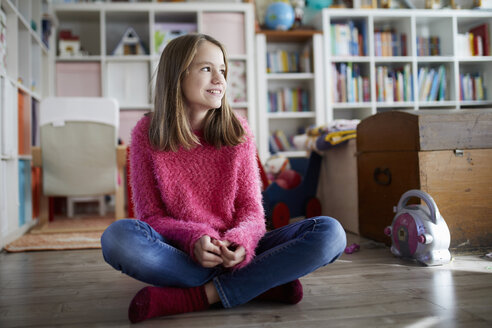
[330,20,367,56]
[416,36,441,56]
[376,64,413,103]
[331,63,370,103]
[267,87,310,112]
[460,72,485,101]
[266,47,311,73]
[374,28,407,57]
[456,23,490,56]
[417,65,447,102]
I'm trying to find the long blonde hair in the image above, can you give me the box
[149,33,245,152]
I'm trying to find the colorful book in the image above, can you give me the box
[469,23,490,56]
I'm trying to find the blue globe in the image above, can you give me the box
[265,2,295,31]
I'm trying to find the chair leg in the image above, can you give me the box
[98,195,106,216]
[115,166,125,220]
[67,197,74,218]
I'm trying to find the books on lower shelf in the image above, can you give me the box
[417,65,447,102]
[331,20,367,56]
[269,130,294,153]
[376,64,413,102]
[460,72,486,101]
[331,62,370,103]
[457,23,490,57]
[267,87,310,112]
[376,64,413,103]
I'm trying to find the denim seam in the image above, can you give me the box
[213,276,231,308]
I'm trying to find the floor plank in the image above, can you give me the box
[0,234,491,327]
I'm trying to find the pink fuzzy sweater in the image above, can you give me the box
[130,115,266,269]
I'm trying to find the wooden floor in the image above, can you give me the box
[1,233,491,328]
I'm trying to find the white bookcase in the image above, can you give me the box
[311,9,492,122]
[256,31,324,161]
[52,2,257,144]
[0,0,52,248]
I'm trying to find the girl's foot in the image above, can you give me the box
[256,279,303,304]
[128,285,209,323]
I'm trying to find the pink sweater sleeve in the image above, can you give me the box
[130,118,220,258]
[222,118,266,269]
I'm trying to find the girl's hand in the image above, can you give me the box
[194,235,223,268]
[213,240,246,268]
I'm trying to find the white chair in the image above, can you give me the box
[33,97,125,224]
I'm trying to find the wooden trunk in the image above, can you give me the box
[357,110,492,250]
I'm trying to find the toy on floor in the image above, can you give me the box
[344,243,360,254]
[260,152,322,229]
[384,189,451,266]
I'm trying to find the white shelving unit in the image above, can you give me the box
[311,9,492,122]
[256,31,324,161]
[0,0,52,248]
[52,2,257,143]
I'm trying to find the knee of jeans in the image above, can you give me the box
[312,217,347,263]
[100,219,134,263]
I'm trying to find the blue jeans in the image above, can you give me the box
[101,217,346,308]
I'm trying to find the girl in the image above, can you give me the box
[101,33,346,324]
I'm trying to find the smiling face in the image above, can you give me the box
[181,40,227,121]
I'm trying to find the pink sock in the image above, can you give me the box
[256,279,303,304]
[128,286,209,323]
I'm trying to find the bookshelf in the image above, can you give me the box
[311,9,492,122]
[0,0,52,248]
[256,30,324,161]
[52,2,257,144]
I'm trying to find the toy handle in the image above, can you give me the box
[397,189,441,224]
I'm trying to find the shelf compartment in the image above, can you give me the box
[153,11,197,57]
[417,62,455,102]
[105,11,149,56]
[56,62,102,97]
[227,59,248,105]
[329,17,369,57]
[56,10,101,57]
[106,61,150,108]
[265,41,313,74]
[416,16,453,57]
[202,12,246,56]
[268,117,316,154]
[330,62,371,104]
[267,79,315,113]
[373,15,412,57]
[18,21,30,89]
[30,35,42,94]
[458,62,491,102]
[456,16,491,57]
[375,62,413,103]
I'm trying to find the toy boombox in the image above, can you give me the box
[384,189,451,266]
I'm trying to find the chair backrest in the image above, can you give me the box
[40,97,119,196]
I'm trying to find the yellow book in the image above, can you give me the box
[280,51,289,73]
[469,33,475,56]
